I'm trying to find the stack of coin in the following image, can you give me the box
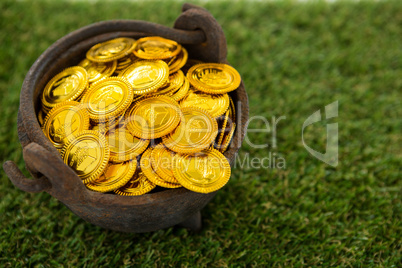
[39,36,241,195]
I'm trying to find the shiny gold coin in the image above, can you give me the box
[216,108,230,149]
[163,107,218,154]
[42,101,90,149]
[86,159,137,193]
[220,123,236,153]
[180,89,229,118]
[78,58,117,83]
[114,170,156,196]
[167,47,188,73]
[60,130,110,184]
[86,37,136,62]
[228,96,236,123]
[140,148,182,188]
[42,66,88,111]
[37,109,45,126]
[90,111,125,134]
[119,60,169,95]
[81,77,133,122]
[151,70,184,96]
[172,149,231,193]
[126,95,182,139]
[114,53,139,75]
[133,36,182,60]
[187,63,241,94]
[150,144,179,183]
[107,125,150,163]
[170,77,190,101]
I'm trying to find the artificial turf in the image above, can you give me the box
[0,0,401,266]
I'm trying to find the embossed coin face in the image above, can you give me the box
[81,77,133,122]
[180,89,229,117]
[173,149,231,193]
[133,36,182,60]
[107,125,150,162]
[126,96,181,139]
[114,170,156,196]
[187,63,241,94]
[163,107,218,154]
[86,37,136,62]
[150,145,179,183]
[42,66,88,110]
[61,130,109,184]
[86,159,136,192]
[140,148,182,188]
[42,101,90,149]
[78,58,117,83]
[119,60,169,95]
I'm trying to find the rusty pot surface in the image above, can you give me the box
[3,3,249,233]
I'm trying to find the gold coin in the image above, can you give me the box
[170,76,190,102]
[180,89,229,117]
[228,96,236,123]
[119,60,169,95]
[86,37,136,62]
[172,149,231,193]
[167,47,188,73]
[133,36,181,60]
[151,70,184,96]
[140,148,182,188]
[187,63,241,94]
[37,109,45,126]
[114,170,156,196]
[78,58,117,83]
[107,125,150,163]
[215,108,230,149]
[163,107,218,154]
[126,95,182,139]
[90,111,125,134]
[150,144,179,183]
[42,66,88,110]
[81,77,133,122]
[220,123,236,153]
[86,159,137,193]
[60,130,110,184]
[42,101,90,149]
[114,53,139,75]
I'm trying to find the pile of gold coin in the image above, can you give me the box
[38,36,241,195]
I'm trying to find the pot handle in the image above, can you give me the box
[3,142,85,195]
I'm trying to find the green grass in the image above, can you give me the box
[1,0,401,266]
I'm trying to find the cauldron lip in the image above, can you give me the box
[18,20,248,206]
